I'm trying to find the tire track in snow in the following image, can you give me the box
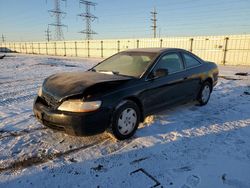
[0,76,43,95]
[0,126,47,139]
[0,78,33,85]
[0,110,33,126]
[99,135,137,155]
[0,129,136,173]
[0,94,36,106]
[0,77,43,87]
[0,136,112,172]
[0,81,41,96]
[0,86,39,100]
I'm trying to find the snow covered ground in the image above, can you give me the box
[0,53,250,188]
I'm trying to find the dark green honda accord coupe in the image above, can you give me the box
[33,48,218,140]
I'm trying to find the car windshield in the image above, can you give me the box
[93,52,157,77]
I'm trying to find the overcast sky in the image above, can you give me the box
[0,0,249,41]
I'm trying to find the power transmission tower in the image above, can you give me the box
[78,0,97,40]
[48,0,67,40]
[45,27,52,42]
[151,7,157,38]
[1,34,5,42]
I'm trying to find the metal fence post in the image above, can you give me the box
[137,40,139,48]
[87,40,90,57]
[38,43,40,54]
[189,38,194,52]
[31,42,34,54]
[25,43,27,54]
[160,39,163,48]
[101,40,103,58]
[64,41,66,56]
[20,43,22,53]
[117,40,120,52]
[75,41,78,57]
[222,37,229,65]
[13,43,16,52]
[46,42,48,55]
[54,42,57,56]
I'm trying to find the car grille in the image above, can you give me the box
[41,91,60,109]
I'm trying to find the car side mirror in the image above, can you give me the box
[153,68,168,78]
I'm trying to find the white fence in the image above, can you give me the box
[1,34,250,66]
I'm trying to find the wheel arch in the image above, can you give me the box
[203,77,213,90]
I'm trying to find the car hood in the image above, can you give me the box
[42,71,132,102]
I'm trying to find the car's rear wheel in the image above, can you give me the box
[111,100,140,140]
[198,81,212,105]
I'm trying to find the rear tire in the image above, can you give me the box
[198,81,212,106]
[111,100,140,140]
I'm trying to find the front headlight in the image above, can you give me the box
[38,87,42,97]
[58,100,102,112]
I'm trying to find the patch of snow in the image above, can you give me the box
[0,53,250,188]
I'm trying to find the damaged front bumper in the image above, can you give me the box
[33,96,111,136]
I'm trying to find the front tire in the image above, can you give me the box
[111,100,140,140]
[198,81,212,105]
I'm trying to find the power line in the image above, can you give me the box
[48,0,67,40]
[45,27,52,42]
[78,0,98,40]
[0,1,249,41]
[151,7,157,38]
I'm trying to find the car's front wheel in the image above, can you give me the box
[198,81,212,105]
[111,100,140,140]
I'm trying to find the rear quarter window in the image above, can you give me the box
[183,53,201,68]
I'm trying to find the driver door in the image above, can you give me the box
[141,52,187,115]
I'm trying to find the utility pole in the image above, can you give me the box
[1,34,5,42]
[45,27,51,42]
[78,0,97,40]
[151,7,157,38]
[48,0,67,40]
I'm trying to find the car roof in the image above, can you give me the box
[123,48,185,53]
